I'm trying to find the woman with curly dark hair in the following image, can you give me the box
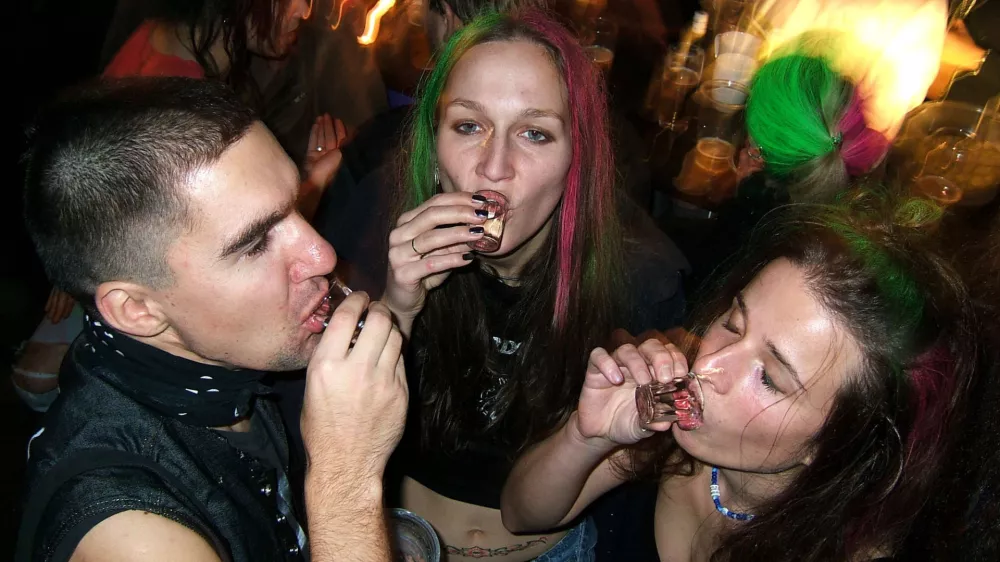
[503,191,979,561]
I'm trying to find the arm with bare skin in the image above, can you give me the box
[301,294,407,561]
[501,338,688,532]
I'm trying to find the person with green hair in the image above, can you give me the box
[744,53,890,201]
[677,52,891,296]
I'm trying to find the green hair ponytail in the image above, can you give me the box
[746,54,853,177]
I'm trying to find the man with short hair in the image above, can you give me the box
[16,77,406,562]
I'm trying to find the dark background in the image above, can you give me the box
[3,0,122,554]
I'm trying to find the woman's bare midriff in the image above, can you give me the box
[402,477,569,562]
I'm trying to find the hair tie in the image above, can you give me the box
[832,132,843,148]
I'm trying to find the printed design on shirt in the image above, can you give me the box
[492,336,522,356]
[476,336,522,423]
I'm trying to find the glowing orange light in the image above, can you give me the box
[329,0,348,31]
[358,0,396,45]
[752,0,948,139]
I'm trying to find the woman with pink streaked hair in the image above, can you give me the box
[380,8,686,561]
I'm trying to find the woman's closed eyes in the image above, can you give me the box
[722,307,782,395]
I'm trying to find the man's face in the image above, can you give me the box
[153,123,336,371]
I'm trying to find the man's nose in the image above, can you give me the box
[290,222,336,284]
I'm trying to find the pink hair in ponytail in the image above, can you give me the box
[837,91,890,176]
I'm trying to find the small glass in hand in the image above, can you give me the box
[635,372,705,431]
[320,276,365,346]
[468,190,509,253]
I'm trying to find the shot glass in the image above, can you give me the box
[468,190,509,253]
[911,175,963,206]
[321,276,366,346]
[635,372,705,430]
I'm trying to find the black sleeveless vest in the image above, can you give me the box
[16,340,307,562]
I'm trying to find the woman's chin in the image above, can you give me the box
[671,422,704,453]
[477,238,522,260]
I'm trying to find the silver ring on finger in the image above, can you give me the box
[411,238,423,257]
[316,145,324,152]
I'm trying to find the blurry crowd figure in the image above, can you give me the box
[679,48,891,293]
[749,0,948,139]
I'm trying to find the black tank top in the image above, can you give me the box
[16,339,307,562]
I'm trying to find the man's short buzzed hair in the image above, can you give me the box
[23,77,256,306]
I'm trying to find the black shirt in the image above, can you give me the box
[17,336,307,562]
[391,205,689,510]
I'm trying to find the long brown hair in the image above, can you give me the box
[395,10,626,455]
[626,190,977,560]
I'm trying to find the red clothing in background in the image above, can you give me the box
[104,22,204,78]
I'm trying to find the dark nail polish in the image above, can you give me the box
[472,194,487,203]
[475,209,489,218]
[462,253,474,261]
[470,226,484,234]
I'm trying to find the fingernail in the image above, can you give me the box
[462,253,474,261]
[472,194,487,203]
[469,226,484,234]
[475,209,488,218]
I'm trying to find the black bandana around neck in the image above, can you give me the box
[79,312,271,427]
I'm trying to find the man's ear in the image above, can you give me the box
[94,281,171,338]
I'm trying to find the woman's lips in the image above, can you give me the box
[673,373,705,430]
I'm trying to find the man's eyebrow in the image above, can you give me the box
[218,210,285,260]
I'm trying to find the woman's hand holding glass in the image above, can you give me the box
[383,192,488,335]
[577,338,689,445]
